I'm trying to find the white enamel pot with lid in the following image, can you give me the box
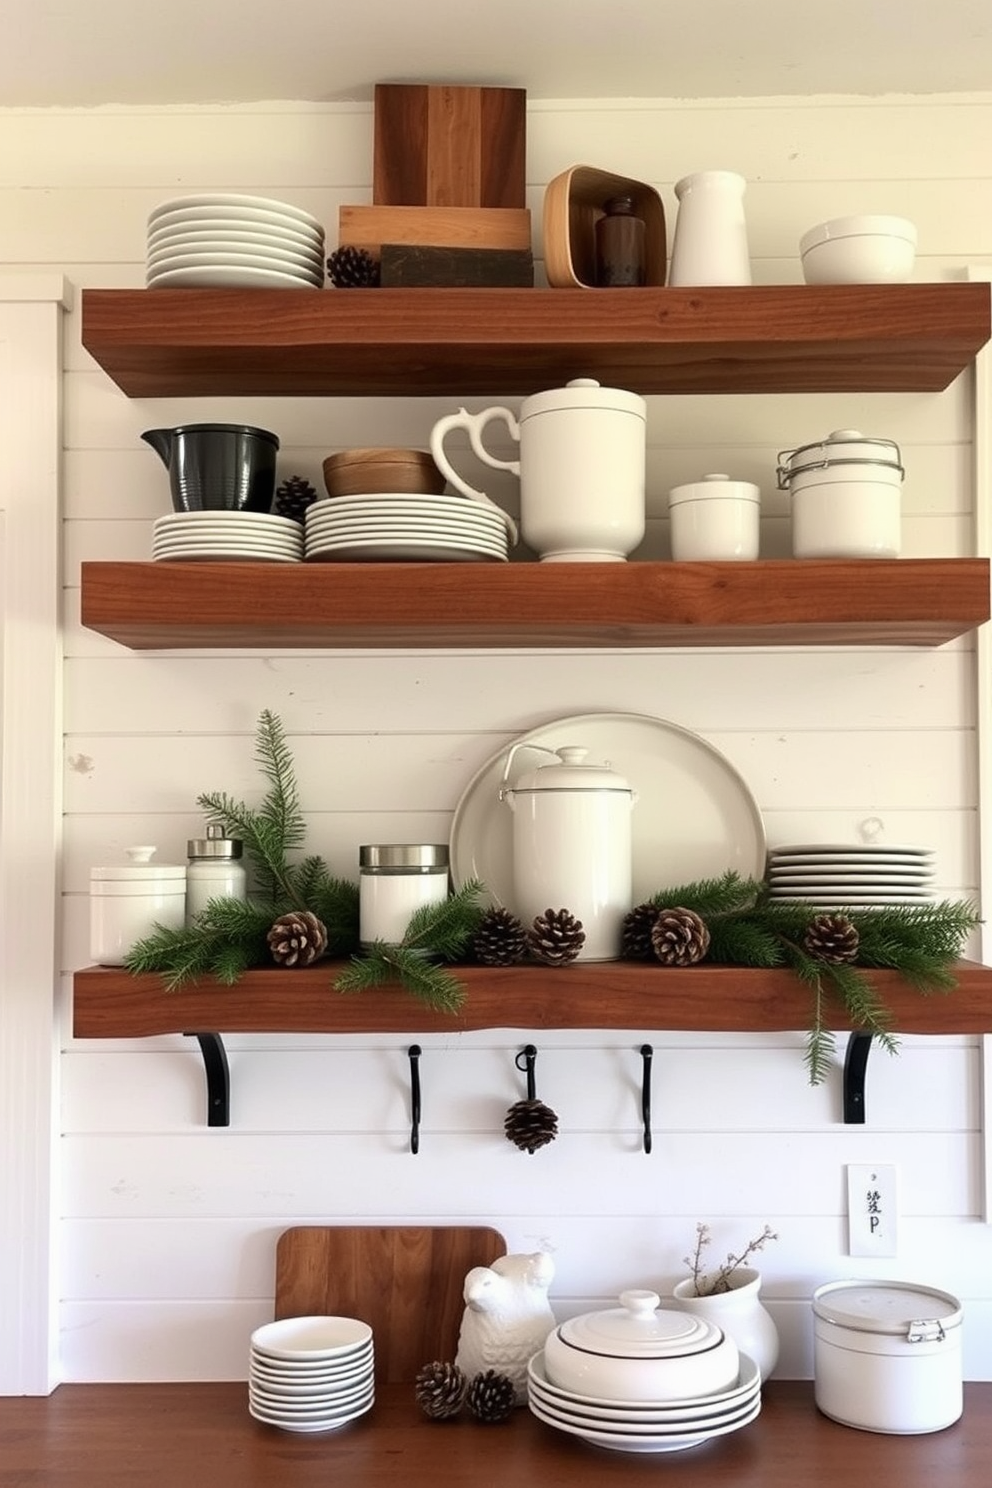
[777,428,904,558]
[500,743,636,961]
[543,1289,740,1402]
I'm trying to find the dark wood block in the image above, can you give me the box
[373,82,527,208]
[379,243,534,287]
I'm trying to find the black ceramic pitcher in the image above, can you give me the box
[141,423,279,513]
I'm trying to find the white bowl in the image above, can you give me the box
[250,1315,372,1361]
[800,215,917,284]
[542,1289,739,1403]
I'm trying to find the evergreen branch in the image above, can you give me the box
[402,879,487,960]
[253,709,306,855]
[649,870,762,918]
[297,868,360,955]
[197,790,299,904]
[334,942,466,1013]
[125,899,276,989]
[706,916,784,968]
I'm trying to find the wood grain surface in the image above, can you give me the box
[274,1226,506,1382]
[372,84,527,208]
[338,204,532,254]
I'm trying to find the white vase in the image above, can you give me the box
[668,169,751,286]
[671,1266,779,1381]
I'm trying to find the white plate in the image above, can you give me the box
[153,549,300,564]
[248,1370,373,1397]
[148,263,322,290]
[154,546,302,560]
[527,1392,761,1454]
[305,516,508,540]
[313,493,507,524]
[450,711,766,910]
[304,540,508,563]
[527,1386,760,1434]
[147,234,325,269]
[248,1397,373,1432]
[149,193,323,232]
[768,873,935,886]
[153,530,301,547]
[304,525,507,551]
[251,1316,372,1359]
[766,893,935,905]
[768,843,932,858]
[249,1382,373,1411]
[527,1359,760,1426]
[527,1351,760,1415]
[154,511,299,531]
[147,248,324,283]
[148,215,322,251]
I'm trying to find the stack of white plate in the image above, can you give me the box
[152,510,303,562]
[249,1315,374,1434]
[527,1350,761,1455]
[766,842,936,908]
[304,492,511,563]
[146,193,325,289]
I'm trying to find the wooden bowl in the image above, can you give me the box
[322,447,447,499]
[543,165,667,288]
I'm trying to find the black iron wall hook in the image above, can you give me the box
[408,1044,422,1154]
[640,1043,654,1154]
[515,1042,538,1099]
[505,1043,559,1153]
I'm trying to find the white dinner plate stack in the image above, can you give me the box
[304,492,511,562]
[526,1350,762,1455]
[765,842,936,908]
[152,510,303,562]
[146,193,325,289]
[249,1315,375,1434]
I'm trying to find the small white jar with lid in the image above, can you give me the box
[668,473,761,560]
[90,846,187,966]
[359,844,450,946]
[186,823,248,924]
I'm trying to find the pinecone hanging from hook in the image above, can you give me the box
[473,906,527,966]
[650,907,711,966]
[504,1044,558,1154]
[804,912,860,964]
[267,909,328,967]
[526,907,585,966]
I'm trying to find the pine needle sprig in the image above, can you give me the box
[335,942,466,1013]
[125,899,276,990]
[401,879,487,961]
[706,915,783,968]
[648,870,762,918]
[287,860,360,954]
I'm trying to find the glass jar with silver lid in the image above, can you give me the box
[359,844,450,946]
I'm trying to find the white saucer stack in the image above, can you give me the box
[152,511,303,563]
[766,842,936,908]
[249,1315,374,1434]
[304,492,511,562]
[527,1350,762,1455]
[146,193,325,289]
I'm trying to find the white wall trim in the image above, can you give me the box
[0,274,70,1394]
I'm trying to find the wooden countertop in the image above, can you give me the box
[1,1381,989,1486]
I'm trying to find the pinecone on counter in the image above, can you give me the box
[620,901,662,961]
[326,245,381,288]
[465,1369,516,1424]
[274,474,318,523]
[267,909,328,968]
[526,907,585,967]
[473,906,527,966]
[414,1360,467,1420]
[504,1097,559,1154]
[650,906,711,966]
[804,912,860,964]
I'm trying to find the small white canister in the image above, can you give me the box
[90,846,187,966]
[813,1279,963,1434]
[778,428,903,559]
[668,474,760,560]
[359,844,450,947]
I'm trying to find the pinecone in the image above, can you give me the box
[326,245,381,288]
[526,907,585,967]
[274,474,318,523]
[804,912,860,964]
[473,906,527,966]
[414,1360,467,1420]
[267,909,328,968]
[504,1097,559,1153]
[650,907,711,966]
[465,1369,516,1424]
[621,901,662,960]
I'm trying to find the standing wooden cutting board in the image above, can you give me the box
[372,84,527,208]
[274,1225,507,1383]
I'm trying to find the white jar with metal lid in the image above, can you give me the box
[778,429,904,558]
[90,846,187,966]
[668,473,761,560]
[812,1279,963,1434]
[359,844,450,946]
[186,823,248,924]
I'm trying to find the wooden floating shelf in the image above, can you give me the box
[73,959,992,1038]
[79,558,990,651]
[79,283,991,397]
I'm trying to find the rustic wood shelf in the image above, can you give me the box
[79,283,991,397]
[72,959,992,1038]
[79,557,990,650]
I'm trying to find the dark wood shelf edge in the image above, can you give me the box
[79,558,991,651]
[72,959,992,1038]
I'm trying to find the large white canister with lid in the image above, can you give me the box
[812,1279,963,1434]
[777,428,903,558]
[90,846,187,966]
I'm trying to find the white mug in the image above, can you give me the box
[430,378,647,562]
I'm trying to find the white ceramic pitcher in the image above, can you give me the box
[430,378,646,561]
[499,744,637,961]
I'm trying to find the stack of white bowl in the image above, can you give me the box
[248,1315,374,1433]
[304,492,511,563]
[766,842,936,909]
[152,511,303,563]
[146,193,325,289]
[529,1291,761,1455]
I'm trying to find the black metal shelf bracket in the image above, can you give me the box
[843,1032,873,1124]
[184,1032,230,1127]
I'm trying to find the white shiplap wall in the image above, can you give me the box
[4,93,991,1382]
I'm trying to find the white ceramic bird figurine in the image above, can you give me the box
[454,1251,557,1405]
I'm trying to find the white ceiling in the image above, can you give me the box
[6,0,992,107]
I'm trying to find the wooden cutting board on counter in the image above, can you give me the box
[274,1225,507,1383]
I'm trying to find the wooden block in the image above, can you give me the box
[379,244,534,288]
[373,83,527,208]
[338,204,532,255]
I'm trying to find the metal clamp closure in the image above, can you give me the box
[906,1319,947,1343]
